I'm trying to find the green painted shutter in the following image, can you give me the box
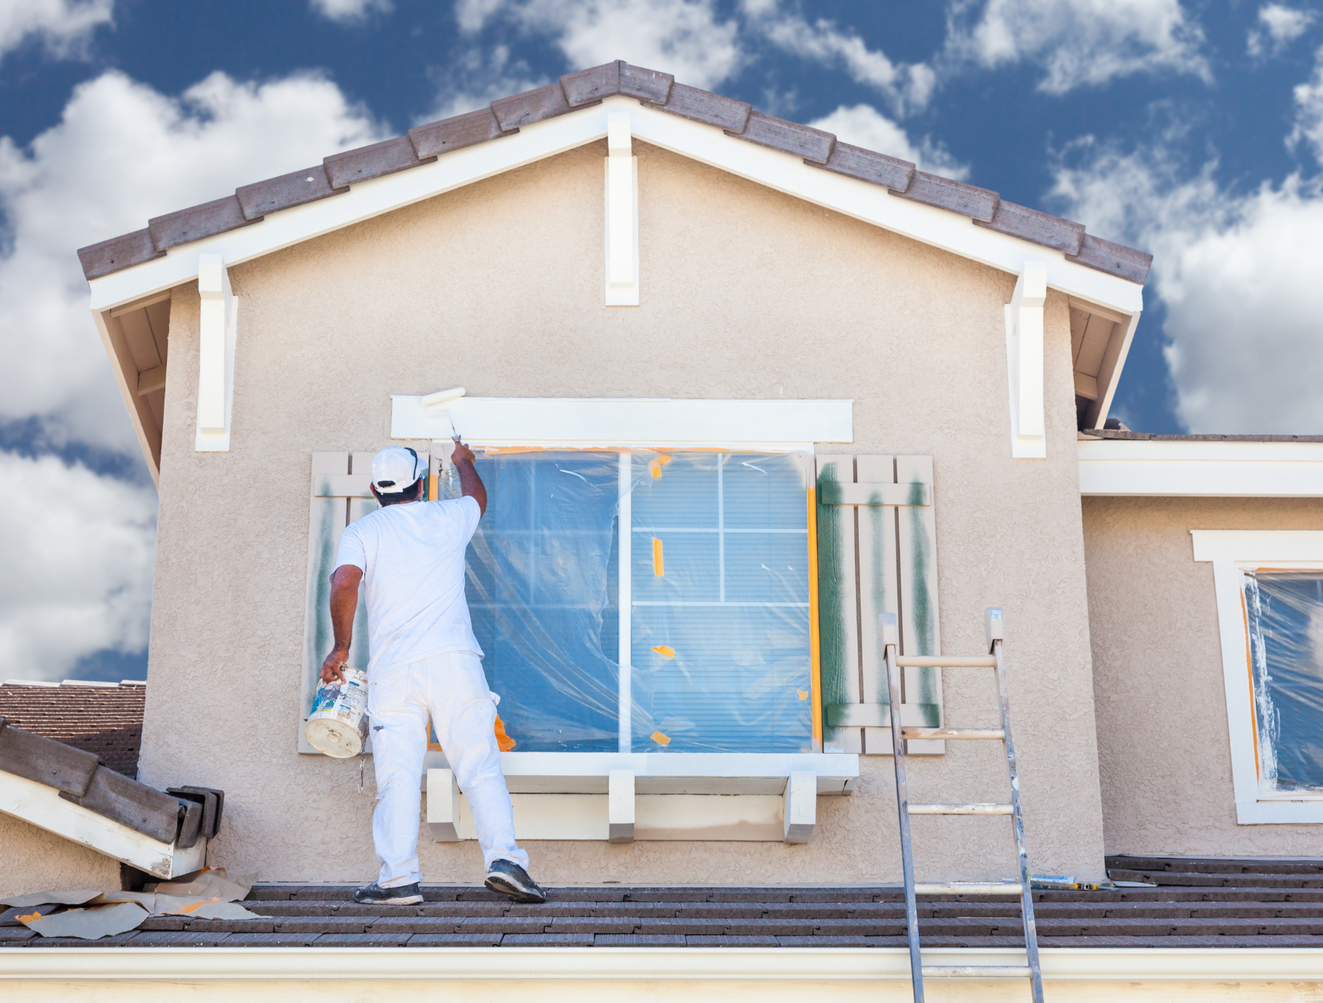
[816,454,943,756]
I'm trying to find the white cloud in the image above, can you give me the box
[744,1,934,115]
[460,0,743,91]
[309,0,392,24]
[0,0,112,60]
[1248,4,1316,59]
[419,45,549,123]
[810,104,968,179]
[1289,47,1323,164]
[0,69,384,451]
[0,452,157,681]
[1051,140,1323,434]
[945,0,1209,95]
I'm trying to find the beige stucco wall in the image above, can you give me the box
[0,813,121,898]
[1083,495,1323,855]
[135,139,1105,885]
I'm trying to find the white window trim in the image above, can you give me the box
[392,395,853,449]
[1192,530,1323,824]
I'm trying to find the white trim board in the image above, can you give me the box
[392,396,853,447]
[1192,531,1323,825]
[1079,439,1323,497]
[0,771,206,878]
[86,97,1144,318]
[5,946,1323,990]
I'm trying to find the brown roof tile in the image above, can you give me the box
[76,59,1151,285]
[895,171,1000,221]
[408,107,508,159]
[0,680,145,776]
[491,83,574,131]
[1082,430,1323,442]
[734,111,835,164]
[975,199,1085,255]
[813,141,914,191]
[148,195,259,252]
[235,165,347,220]
[324,135,431,190]
[1069,233,1152,283]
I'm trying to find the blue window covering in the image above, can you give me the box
[1244,572,1323,792]
[449,449,814,754]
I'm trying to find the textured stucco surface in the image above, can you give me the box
[0,812,121,897]
[1083,495,1323,855]
[131,139,1105,885]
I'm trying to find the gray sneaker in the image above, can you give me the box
[354,881,423,905]
[484,860,546,904]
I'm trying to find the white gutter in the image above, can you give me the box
[2,946,1321,984]
[1078,437,1323,497]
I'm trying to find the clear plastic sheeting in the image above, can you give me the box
[438,449,815,754]
[1243,571,1323,793]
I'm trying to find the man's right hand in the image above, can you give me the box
[321,648,349,684]
[451,439,476,466]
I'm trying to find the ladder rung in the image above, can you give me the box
[902,727,1004,740]
[914,882,1023,895]
[895,655,996,667]
[909,803,1013,815]
[921,966,1032,979]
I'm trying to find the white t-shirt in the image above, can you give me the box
[334,496,483,673]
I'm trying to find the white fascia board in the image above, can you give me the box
[1190,529,1323,563]
[86,97,1143,318]
[6,946,1323,983]
[1079,439,1323,497]
[392,395,853,447]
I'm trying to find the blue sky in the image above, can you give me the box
[1,0,1322,682]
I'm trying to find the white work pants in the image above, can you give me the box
[367,651,528,887]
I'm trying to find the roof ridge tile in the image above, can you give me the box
[732,111,834,165]
[975,199,1085,255]
[148,195,260,253]
[894,171,999,222]
[408,107,509,160]
[646,82,751,133]
[491,82,577,132]
[324,135,432,190]
[235,164,347,221]
[811,141,914,192]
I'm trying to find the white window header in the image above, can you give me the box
[390,396,854,449]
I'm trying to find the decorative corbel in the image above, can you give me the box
[604,112,639,306]
[195,254,237,452]
[1004,262,1047,459]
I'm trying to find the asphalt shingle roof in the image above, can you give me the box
[77,60,1152,286]
[6,857,1323,948]
[0,680,144,776]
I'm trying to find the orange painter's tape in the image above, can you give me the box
[653,537,664,576]
[797,689,809,700]
[652,645,675,658]
[651,731,671,746]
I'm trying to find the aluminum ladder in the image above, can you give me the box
[882,607,1044,1003]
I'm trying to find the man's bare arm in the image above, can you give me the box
[452,439,487,516]
[320,565,364,683]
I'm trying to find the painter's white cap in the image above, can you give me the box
[370,446,422,495]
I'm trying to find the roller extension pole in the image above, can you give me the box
[882,612,924,1003]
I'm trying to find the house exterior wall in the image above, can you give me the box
[0,813,120,898]
[137,139,1105,884]
[1083,495,1323,855]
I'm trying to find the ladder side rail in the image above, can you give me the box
[884,613,924,1003]
[993,633,1045,1003]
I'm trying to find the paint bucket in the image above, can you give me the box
[305,667,369,758]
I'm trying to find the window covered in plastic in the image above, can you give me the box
[443,449,815,754]
[1244,571,1323,793]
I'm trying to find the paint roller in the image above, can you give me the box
[421,386,465,441]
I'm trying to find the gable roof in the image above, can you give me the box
[77,60,1151,287]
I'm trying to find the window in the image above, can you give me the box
[448,449,815,754]
[1244,572,1323,793]
[1193,531,1323,823]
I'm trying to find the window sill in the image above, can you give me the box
[423,753,859,844]
[1236,800,1323,824]
[422,751,858,795]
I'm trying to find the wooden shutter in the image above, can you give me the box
[298,451,379,754]
[815,455,943,756]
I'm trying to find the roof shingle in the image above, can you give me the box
[0,680,145,776]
